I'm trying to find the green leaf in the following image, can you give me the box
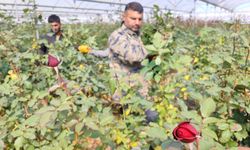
[200,98,216,118]
[206,86,221,97]
[219,130,232,143]
[179,55,192,65]
[23,132,36,140]
[0,139,4,150]
[57,103,71,111]
[152,32,166,49]
[199,136,216,150]
[209,54,223,65]
[161,139,184,150]
[39,111,54,127]
[154,74,161,83]
[11,130,23,137]
[85,120,99,131]
[141,59,149,66]
[146,127,167,140]
[145,72,154,80]
[155,56,161,65]
[234,129,248,141]
[23,81,32,90]
[203,117,220,124]
[24,115,39,127]
[109,78,116,94]
[216,122,229,130]
[230,123,242,132]
[145,45,157,52]
[202,128,218,140]
[35,106,55,114]
[100,115,114,126]
[37,91,49,99]
[65,119,78,128]
[189,92,203,101]
[14,136,24,150]
[177,99,187,111]
[75,122,84,134]
[227,140,238,148]
[181,111,202,123]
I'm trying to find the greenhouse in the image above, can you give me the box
[0,0,249,150]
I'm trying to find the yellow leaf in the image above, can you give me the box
[155,146,162,150]
[115,135,122,144]
[181,87,187,92]
[193,57,199,63]
[79,64,84,69]
[8,70,14,75]
[129,142,138,148]
[125,107,131,116]
[10,74,18,80]
[200,75,209,80]
[184,75,190,81]
[168,104,174,109]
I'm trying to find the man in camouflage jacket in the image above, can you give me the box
[108,2,158,123]
[108,2,148,100]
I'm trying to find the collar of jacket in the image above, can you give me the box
[121,24,140,37]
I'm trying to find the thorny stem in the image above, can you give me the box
[54,67,72,96]
[245,48,249,73]
[232,36,236,55]
[24,104,31,118]
[196,138,200,150]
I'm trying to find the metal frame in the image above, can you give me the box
[0,8,107,15]
[76,0,191,13]
[1,0,250,20]
[199,0,233,12]
[0,2,122,13]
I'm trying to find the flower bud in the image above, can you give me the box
[172,121,199,143]
[48,54,60,67]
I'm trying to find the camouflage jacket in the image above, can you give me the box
[108,24,148,77]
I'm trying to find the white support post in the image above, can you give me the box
[33,0,39,40]
[194,0,197,26]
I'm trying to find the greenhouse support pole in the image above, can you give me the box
[33,0,39,40]
[205,3,208,27]
[194,0,197,27]
[14,0,19,22]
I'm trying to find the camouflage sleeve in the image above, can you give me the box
[89,48,109,58]
[108,33,148,65]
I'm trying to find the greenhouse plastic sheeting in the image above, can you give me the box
[201,0,250,11]
[1,0,250,12]
[1,0,250,15]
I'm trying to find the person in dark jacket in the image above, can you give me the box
[39,14,63,54]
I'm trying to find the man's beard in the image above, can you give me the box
[52,29,61,34]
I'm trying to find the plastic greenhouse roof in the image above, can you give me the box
[200,0,250,12]
[1,0,250,13]
[1,0,250,22]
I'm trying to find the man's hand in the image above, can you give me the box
[78,45,91,54]
[39,43,48,54]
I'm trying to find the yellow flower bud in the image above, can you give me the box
[78,45,91,53]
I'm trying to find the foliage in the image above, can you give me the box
[0,5,249,150]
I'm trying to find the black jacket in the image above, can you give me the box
[39,30,63,54]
